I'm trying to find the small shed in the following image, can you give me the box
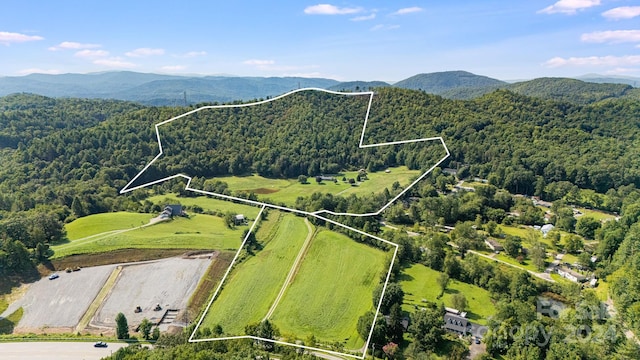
[234,214,247,225]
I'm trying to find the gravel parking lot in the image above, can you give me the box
[1,265,115,330]
[92,257,210,328]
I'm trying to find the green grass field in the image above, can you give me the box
[214,166,420,206]
[269,229,387,349]
[53,213,248,258]
[147,195,261,219]
[400,264,496,325]
[575,208,616,222]
[65,212,153,240]
[202,212,310,334]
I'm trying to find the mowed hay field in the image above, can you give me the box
[53,213,249,258]
[269,229,387,349]
[214,166,420,206]
[202,211,309,334]
[400,264,496,325]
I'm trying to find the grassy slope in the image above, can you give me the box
[400,264,496,325]
[270,230,387,348]
[53,213,246,258]
[147,195,261,219]
[65,212,153,240]
[214,166,420,206]
[201,212,309,334]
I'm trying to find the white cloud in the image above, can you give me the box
[125,48,165,57]
[392,7,423,15]
[48,41,100,51]
[182,51,207,58]
[244,59,275,66]
[371,24,400,31]
[602,6,640,20]
[351,13,376,21]
[93,57,136,68]
[74,49,109,58]
[304,4,362,15]
[544,55,640,67]
[581,30,640,43]
[161,65,186,71]
[538,0,601,15]
[18,68,62,75]
[0,31,43,45]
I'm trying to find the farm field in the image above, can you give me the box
[269,229,387,349]
[147,194,262,219]
[53,213,250,258]
[213,165,420,206]
[400,264,496,325]
[201,211,309,334]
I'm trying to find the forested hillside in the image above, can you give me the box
[2,88,640,218]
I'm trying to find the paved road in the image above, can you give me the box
[0,341,128,360]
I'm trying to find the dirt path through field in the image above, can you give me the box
[263,218,315,321]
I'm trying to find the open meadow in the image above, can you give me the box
[400,264,496,325]
[53,213,251,258]
[214,166,420,206]
[65,212,153,240]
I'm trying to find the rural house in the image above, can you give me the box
[160,205,184,219]
[485,238,504,252]
[444,308,471,336]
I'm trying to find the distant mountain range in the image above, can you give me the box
[0,70,638,105]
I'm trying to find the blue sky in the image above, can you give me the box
[1,0,639,81]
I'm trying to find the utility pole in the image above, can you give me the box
[183,91,187,106]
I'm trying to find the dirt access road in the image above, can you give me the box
[263,218,315,321]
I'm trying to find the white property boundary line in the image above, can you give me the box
[119,88,450,359]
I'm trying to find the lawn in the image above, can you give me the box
[575,207,616,222]
[269,229,387,349]
[65,212,153,241]
[213,166,420,206]
[201,212,310,334]
[400,264,496,325]
[53,213,248,258]
[147,194,261,219]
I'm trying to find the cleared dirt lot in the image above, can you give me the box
[1,264,115,331]
[1,257,211,333]
[92,257,210,328]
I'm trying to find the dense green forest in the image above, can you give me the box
[2,87,640,358]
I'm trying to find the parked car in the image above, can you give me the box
[94,341,107,348]
[48,273,59,280]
